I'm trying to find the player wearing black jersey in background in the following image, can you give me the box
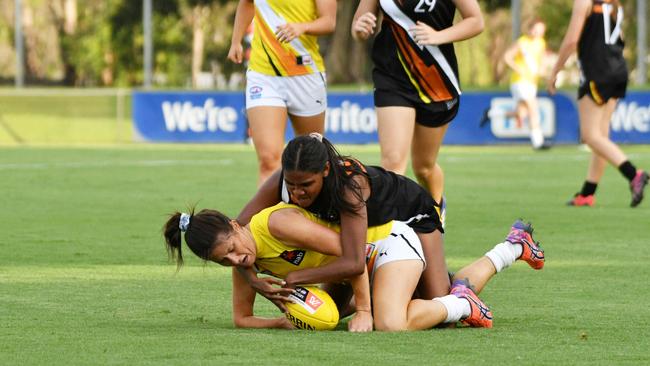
[548,0,648,207]
[351,0,483,207]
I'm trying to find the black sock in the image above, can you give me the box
[580,181,598,196]
[618,161,637,182]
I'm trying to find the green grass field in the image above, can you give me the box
[1,144,649,365]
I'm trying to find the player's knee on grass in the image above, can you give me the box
[374,316,408,332]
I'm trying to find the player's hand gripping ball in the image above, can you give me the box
[285,286,339,330]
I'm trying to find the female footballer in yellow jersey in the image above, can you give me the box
[227,0,336,186]
[503,20,547,149]
[163,203,545,331]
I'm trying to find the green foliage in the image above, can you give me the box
[0,1,646,87]
[483,0,511,12]
[1,144,650,365]
[536,0,574,50]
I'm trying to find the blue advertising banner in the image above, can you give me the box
[449,92,579,145]
[610,92,650,143]
[132,90,649,145]
[133,91,247,142]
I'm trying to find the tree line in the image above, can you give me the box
[0,0,645,88]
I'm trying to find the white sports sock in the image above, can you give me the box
[434,295,471,323]
[485,241,522,272]
[531,128,545,148]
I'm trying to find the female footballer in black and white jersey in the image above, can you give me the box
[351,0,483,208]
[548,0,648,207]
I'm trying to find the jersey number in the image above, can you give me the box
[414,0,436,13]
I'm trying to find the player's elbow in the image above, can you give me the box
[323,16,336,34]
[472,16,485,35]
[232,315,250,329]
[564,39,579,53]
[233,317,246,328]
[340,258,365,278]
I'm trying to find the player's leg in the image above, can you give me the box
[377,106,416,175]
[247,106,288,186]
[582,99,614,190]
[577,96,648,205]
[372,259,435,330]
[245,71,291,186]
[578,97,626,166]
[453,220,544,294]
[373,261,492,330]
[433,163,444,205]
[415,231,451,299]
[371,222,432,330]
[289,112,325,136]
[514,100,528,129]
[411,123,448,202]
[592,97,650,206]
[452,257,497,295]
[286,71,326,137]
[372,223,492,330]
[524,97,545,149]
[410,107,453,299]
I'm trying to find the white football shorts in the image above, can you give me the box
[510,81,538,102]
[245,70,327,117]
[365,221,426,284]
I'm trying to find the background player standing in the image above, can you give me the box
[351,0,484,207]
[482,19,549,150]
[228,0,336,186]
[548,0,648,207]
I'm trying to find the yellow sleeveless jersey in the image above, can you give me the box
[511,35,546,84]
[250,203,392,279]
[249,0,325,76]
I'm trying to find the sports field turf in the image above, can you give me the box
[1,144,649,365]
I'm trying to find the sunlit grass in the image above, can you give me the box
[1,144,649,365]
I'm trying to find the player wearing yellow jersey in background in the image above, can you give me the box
[482,19,548,150]
[228,0,336,185]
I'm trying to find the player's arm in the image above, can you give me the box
[410,0,483,46]
[237,169,282,226]
[268,208,343,256]
[352,0,379,41]
[503,41,522,73]
[548,0,590,93]
[231,268,294,329]
[275,0,336,43]
[283,175,370,286]
[268,207,373,332]
[228,0,254,64]
[346,266,373,332]
[308,0,337,35]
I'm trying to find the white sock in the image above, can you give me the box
[434,295,471,323]
[531,128,545,148]
[485,241,522,272]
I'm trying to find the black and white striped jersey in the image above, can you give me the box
[372,0,460,104]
